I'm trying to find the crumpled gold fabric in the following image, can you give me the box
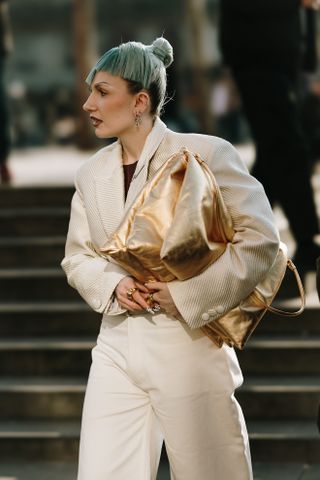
[101,148,304,349]
[101,148,234,282]
[201,243,292,349]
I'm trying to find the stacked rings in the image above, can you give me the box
[147,292,161,313]
[126,287,137,300]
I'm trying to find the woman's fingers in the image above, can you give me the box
[135,281,149,293]
[145,281,162,291]
[116,277,177,313]
[118,289,147,311]
[115,276,142,311]
[115,276,159,311]
[144,282,181,318]
[131,289,150,310]
[120,298,144,311]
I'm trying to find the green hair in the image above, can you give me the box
[86,38,173,116]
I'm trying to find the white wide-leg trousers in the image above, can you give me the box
[77,312,253,480]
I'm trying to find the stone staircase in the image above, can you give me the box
[237,308,320,463]
[0,187,98,465]
[0,186,319,473]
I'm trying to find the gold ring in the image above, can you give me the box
[147,293,154,303]
[126,287,137,301]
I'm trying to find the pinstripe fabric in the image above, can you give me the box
[61,117,279,328]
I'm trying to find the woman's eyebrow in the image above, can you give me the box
[93,81,110,88]
[88,81,110,93]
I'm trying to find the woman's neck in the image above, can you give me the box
[120,117,154,165]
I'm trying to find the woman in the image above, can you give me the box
[62,37,279,480]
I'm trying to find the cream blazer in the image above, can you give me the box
[61,117,280,330]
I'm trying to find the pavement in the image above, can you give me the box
[6,146,93,187]
[1,460,320,480]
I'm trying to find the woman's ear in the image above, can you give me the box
[134,91,150,113]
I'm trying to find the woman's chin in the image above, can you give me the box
[94,128,112,139]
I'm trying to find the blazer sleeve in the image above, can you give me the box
[167,139,280,329]
[61,181,128,314]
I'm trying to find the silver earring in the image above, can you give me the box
[134,112,142,128]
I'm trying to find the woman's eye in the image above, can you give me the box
[99,90,107,97]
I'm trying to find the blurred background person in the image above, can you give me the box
[210,66,243,144]
[300,77,320,164]
[219,0,320,277]
[0,0,12,184]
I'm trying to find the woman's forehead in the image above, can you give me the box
[91,70,126,88]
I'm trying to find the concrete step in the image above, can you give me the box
[238,376,320,419]
[0,268,78,301]
[0,302,318,336]
[0,338,94,376]
[256,307,320,335]
[1,375,319,421]
[0,418,318,463]
[0,301,100,337]
[0,377,85,419]
[0,419,80,461]
[0,461,319,480]
[1,330,320,377]
[248,420,320,463]
[238,336,320,375]
[0,299,318,337]
[0,207,70,236]
[0,460,78,480]
[0,186,74,208]
[0,236,65,267]
[0,299,318,336]
[253,463,320,480]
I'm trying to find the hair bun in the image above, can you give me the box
[151,37,173,68]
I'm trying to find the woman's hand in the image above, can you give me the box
[115,276,150,312]
[145,281,181,318]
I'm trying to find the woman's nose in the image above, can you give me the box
[83,94,95,112]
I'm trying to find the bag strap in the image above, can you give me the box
[196,150,305,318]
[266,259,305,317]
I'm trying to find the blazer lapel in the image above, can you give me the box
[94,141,125,238]
[124,117,167,213]
[93,118,168,238]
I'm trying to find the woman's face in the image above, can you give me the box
[83,71,138,138]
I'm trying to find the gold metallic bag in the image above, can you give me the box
[101,148,305,349]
